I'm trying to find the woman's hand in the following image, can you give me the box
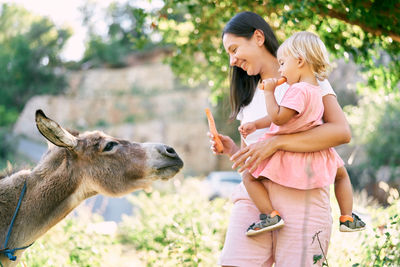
[230,136,280,173]
[207,132,239,156]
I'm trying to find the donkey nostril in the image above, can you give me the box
[166,146,176,155]
[159,144,183,168]
[157,144,178,158]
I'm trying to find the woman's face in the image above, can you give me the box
[222,32,264,76]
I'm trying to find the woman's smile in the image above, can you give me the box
[241,61,247,71]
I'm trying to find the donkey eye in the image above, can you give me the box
[103,141,118,152]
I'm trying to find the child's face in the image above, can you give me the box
[223,32,265,76]
[277,49,300,85]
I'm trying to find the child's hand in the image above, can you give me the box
[258,78,278,92]
[238,122,256,139]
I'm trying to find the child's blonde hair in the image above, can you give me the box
[278,31,331,80]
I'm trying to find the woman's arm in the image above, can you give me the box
[231,94,351,172]
[277,94,351,151]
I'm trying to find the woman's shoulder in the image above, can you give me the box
[275,83,290,104]
[317,79,336,96]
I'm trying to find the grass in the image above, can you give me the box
[16,178,400,267]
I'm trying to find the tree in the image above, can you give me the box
[80,1,155,68]
[0,4,71,126]
[141,0,399,100]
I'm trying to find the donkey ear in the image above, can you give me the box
[35,109,78,149]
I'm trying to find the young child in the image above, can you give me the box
[240,31,366,236]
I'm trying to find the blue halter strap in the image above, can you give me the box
[0,181,33,266]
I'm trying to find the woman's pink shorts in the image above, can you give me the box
[219,180,332,267]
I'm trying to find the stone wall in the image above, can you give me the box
[13,60,232,176]
[13,54,365,177]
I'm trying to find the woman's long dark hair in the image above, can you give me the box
[222,11,279,120]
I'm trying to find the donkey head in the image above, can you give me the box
[0,111,184,267]
[35,109,184,197]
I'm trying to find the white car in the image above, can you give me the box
[204,171,242,200]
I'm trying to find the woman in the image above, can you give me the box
[210,12,351,267]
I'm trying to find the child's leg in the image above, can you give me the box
[335,166,366,232]
[242,170,274,214]
[334,166,353,216]
[242,170,284,236]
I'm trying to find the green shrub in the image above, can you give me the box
[355,196,400,267]
[21,215,117,267]
[0,4,70,127]
[0,105,18,126]
[365,97,400,168]
[13,179,400,266]
[0,127,16,169]
[18,178,231,267]
[345,93,400,181]
[324,187,400,266]
[118,179,231,267]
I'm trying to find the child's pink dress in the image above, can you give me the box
[251,82,344,190]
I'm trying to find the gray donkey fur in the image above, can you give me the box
[0,110,183,266]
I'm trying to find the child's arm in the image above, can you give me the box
[254,115,272,129]
[238,116,271,138]
[262,78,297,126]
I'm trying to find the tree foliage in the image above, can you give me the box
[80,1,400,98]
[0,4,70,126]
[345,93,400,173]
[80,1,156,68]
[138,0,400,100]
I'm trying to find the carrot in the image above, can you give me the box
[205,108,224,153]
[276,77,287,85]
[258,77,287,90]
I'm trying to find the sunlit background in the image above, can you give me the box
[0,1,399,266]
[1,0,164,60]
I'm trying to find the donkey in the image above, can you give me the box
[0,110,184,267]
